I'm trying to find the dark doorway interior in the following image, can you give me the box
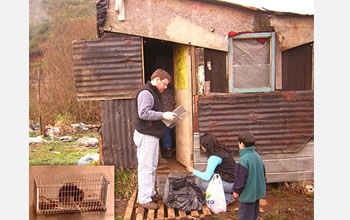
[143,38,176,159]
[143,38,174,82]
[204,48,228,93]
[282,42,313,91]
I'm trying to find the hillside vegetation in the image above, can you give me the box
[30,0,96,55]
[29,0,100,127]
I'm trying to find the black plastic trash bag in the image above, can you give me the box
[163,175,206,212]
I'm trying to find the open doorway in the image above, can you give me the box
[143,38,177,161]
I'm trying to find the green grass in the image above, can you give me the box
[30,131,40,137]
[29,133,99,165]
[261,213,289,220]
[115,168,138,199]
[73,132,99,139]
[270,187,287,198]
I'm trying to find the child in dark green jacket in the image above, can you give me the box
[233,131,266,220]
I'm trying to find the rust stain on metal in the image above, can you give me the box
[100,99,137,168]
[198,90,314,155]
[282,91,297,101]
[72,33,143,101]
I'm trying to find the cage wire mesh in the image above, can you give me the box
[34,173,110,214]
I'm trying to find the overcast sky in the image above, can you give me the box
[221,0,314,15]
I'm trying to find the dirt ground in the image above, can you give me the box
[115,182,314,220]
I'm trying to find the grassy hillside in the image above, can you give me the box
[29,0,96,55]
[29,0,100,125]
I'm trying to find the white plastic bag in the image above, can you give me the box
[205,174,226,214]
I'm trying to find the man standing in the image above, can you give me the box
[133,69,176,209]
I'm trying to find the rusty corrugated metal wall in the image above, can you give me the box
[72,32,143,168]
[72,32,143,101]
[197,90,314,154]
[100,99,137,168]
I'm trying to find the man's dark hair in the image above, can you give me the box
[151,69,171,83]
[238,131,255,147]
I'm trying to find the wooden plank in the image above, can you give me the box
[157,201,165,220]
[193,95,199,132]
[157,163,169,171]
[195,48,205,95]
[197,141,314,183]
[190,210,200,218]
[202,205,211,216]
[136,205,145,220]
[259,141,314,160]
[98,133,103,164]
[275,39,282,90]
[193,163,207,172]
[264,157,314,173]
[167,207,176,220]
[123,189,137,220]
[179,210,187,219]
[191,46,197,96]
[266,170,314,183]
[147,209,155,220]
[194,148,209,163]
[174,45,193,168]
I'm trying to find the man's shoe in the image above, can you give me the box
[151,194,163,202]
[140,201,159,210]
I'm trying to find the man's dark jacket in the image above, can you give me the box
[135,81,165,138]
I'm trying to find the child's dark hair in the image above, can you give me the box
[200,132,232,155]
[238,131,255,147]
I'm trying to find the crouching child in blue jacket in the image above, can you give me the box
[233,131,266,220]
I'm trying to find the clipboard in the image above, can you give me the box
[162,105,188,128]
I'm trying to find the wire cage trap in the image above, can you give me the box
[34,173,110,215]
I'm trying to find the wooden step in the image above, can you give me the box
[123,189,212,220]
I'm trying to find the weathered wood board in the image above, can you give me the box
[194,140,314,183]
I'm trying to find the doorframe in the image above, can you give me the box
[173,44,194,167]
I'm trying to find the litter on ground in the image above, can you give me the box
[77,153,100,165]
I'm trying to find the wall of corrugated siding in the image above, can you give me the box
[100,99,137,168]
[72,32,143,101]
[197,90,314,154]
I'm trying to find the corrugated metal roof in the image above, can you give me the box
[72,33,143,101]
[100,99,137,168]
[197,90,314,154]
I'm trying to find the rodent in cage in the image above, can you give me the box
[58,183,85,204]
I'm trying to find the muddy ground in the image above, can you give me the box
[115,182,314,220]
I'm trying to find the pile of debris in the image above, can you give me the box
[29,121,101,165]
[29,121,100,137]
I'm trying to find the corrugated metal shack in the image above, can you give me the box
[72,0,314,182]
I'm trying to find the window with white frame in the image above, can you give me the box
[228,32,276,93]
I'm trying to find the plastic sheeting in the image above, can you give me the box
[233,64,270,88]
[163,175,206,212]
[96,0,109,27]
[231,38,271,89]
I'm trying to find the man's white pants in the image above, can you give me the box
[133,130,159,204]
